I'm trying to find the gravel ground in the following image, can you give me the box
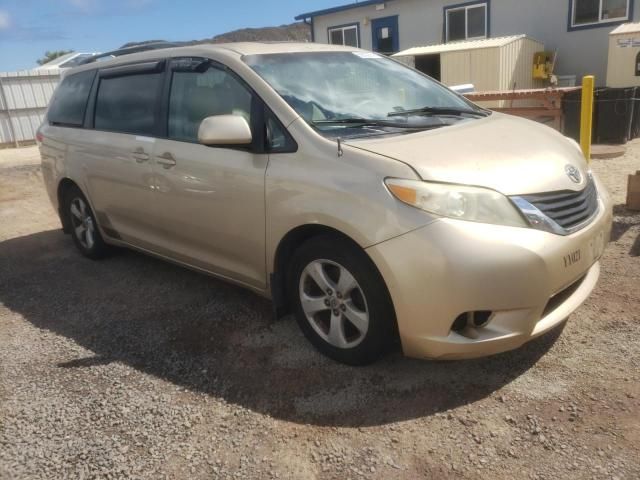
[0,144,639,480]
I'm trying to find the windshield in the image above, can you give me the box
[244,51,485,135]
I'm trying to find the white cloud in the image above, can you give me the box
[0,10,10,30]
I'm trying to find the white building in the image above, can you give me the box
[296,0,639,86]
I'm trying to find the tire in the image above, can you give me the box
[289,235,396,365]
[63,185,110,260]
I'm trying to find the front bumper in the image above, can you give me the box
[366,193,613,360]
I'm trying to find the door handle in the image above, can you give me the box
[132,147,149,163]
[156,152,177,169]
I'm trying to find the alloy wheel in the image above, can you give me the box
[298,259,369,349]
[69,197,96,250]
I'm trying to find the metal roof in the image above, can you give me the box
[295,0,396,20]
[610,22,640,35]
[392,35,533,57]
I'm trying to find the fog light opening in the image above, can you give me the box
[472,310,492,328]
[452,313,468,332]
[451,311,493,334]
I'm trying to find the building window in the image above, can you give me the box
[445,2,488,42]
[636,52,640,76]
[328,24,359,47]
[571,0,630,28]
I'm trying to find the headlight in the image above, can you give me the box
[385,178,528,228]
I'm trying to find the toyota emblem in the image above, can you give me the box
[565,164,582,184]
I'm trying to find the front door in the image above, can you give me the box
[149,58,268,289]
[371,16,399,55]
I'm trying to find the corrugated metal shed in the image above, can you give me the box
[607,23,640,87]
[393,35,530,56]
[0,69,60,146]
[392,35,545,104]
[610,22,640,35]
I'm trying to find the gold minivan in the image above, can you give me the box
[38,42,613,365]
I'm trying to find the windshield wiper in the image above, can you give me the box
[388,106,489,118]
[312,118,424,129]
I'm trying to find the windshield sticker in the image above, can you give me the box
[352,52,383,59]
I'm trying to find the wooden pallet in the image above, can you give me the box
[464,87,581,131]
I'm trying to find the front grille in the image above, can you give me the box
[520,178,598,230]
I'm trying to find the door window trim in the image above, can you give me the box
[327,23,360,47]
[568,0,632,31]
[443,1,489,42]
[98,60,165,79]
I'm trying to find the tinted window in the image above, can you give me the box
[94,72,162,135]
[573,0,628,25]
[467,6,486,38]
[168,63,253,143]
[446,4,487,41]
[343,27,358,48]
[330,29,343,45]
[574,0,599,24]
[447,9,466,41]
[328,26,358,48]
[266,112,296,153]
[48,70,95,127]
[602,0,628,19]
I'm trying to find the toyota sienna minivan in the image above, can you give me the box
[38,42,613,365]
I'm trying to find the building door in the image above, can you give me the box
[371,16,399,55]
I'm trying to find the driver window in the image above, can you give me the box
[168,61,253,143]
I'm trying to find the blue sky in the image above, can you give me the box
[0,0,335,71]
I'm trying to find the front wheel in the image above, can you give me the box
[290,236,396,365]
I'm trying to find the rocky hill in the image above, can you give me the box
[121,22,311,49]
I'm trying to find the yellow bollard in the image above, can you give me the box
[580,75,595,163]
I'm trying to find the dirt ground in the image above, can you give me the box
[0,144,638,480]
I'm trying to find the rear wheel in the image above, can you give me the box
[290,236,396,365]
[63,186,110,259]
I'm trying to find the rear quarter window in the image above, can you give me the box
[47,69,96,127]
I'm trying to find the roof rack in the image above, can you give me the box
[79,41,182,65]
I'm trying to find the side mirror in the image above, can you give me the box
[198,115,252,146]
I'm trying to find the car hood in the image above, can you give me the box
[346,113,590,196]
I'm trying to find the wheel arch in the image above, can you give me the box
[270,224,396,327]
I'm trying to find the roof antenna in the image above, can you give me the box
[337,138,343,157]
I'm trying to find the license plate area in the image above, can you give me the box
[562,224,606,272]
[587,226,606,263]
